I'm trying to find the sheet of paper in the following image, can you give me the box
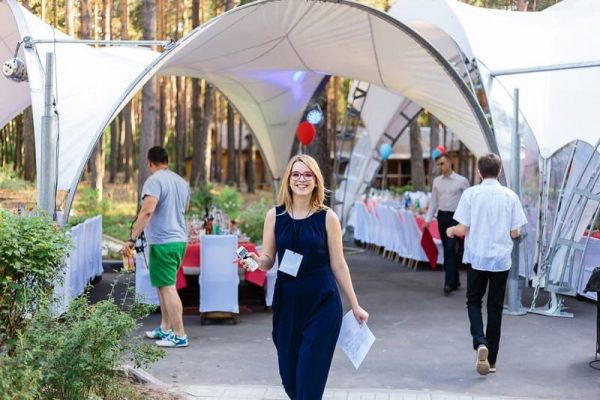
[336,310,375,369]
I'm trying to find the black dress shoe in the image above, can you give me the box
[443,285,453,294]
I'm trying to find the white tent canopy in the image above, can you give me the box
[156,0,492,182]
[1,0,493,220]
[0,0,162,198]
[393,0,600,158]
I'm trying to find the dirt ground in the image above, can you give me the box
[133,382,186,400]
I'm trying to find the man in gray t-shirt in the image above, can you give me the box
[123,146,191,348]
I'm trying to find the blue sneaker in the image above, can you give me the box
[145,327,172,340]
[156,332,189,348]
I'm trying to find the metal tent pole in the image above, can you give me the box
[37,52,58,220]
[505,88,527,316]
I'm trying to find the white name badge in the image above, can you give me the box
[279,249,303,277]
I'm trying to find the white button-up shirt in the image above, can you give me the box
[425,171,470,222]
[453,179,528,272]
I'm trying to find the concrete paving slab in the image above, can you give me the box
[128,243,600,399]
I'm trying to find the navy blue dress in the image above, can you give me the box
[272,206,342,400]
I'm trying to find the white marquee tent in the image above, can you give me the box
[0,0,163,205]
[348,0,600,307]
[0,0,493,221]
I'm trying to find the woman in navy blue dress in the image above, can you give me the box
[245,154,369,400]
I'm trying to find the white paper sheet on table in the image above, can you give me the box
[336,310,376,369]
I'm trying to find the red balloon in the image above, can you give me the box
[436,145,446,154]
[297,121,316,146]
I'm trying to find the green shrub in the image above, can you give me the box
[238,197,271,243]
[0,351,40,400]
[0,210,72,349]
[389,184,413,196]
[189,183,215,217]
[73,188,110,217]
[215,185,243,220]
[10,292,164,399]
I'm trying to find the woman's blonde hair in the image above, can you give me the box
[278,154,327,213]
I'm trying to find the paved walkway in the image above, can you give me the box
[167,384,544,400]
[101,242,600,400]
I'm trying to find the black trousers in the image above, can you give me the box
[437,210,460,288]
[466,265,509,365]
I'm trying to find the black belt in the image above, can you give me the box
[438,210,455,214]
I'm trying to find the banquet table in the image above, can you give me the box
[177,240,265,287]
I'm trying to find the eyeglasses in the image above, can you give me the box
[290,171,314,180]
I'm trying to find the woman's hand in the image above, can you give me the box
[352,305,369,325]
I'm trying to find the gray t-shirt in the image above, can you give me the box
[142,169,190,245]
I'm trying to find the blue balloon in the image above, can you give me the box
[379,143,393,160]
[432,148,442,160]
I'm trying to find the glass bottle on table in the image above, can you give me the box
[213,209,222,235]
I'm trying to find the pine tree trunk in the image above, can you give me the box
[236,118,242,189]
[109,119,118,183]
[196,83,212,186]
[175,77,186,175]
[64,0,75,35]
[226,103,235,185]
[119,0,132,183]
[13,115,23,173]
[429,114,440,186]
[409,119,425,191]
[139,0,157,199]
[214,94,222,182]
[124,103,133,183]
[190,78,203,187]
[247,133,255,193]
[22,107,35,182]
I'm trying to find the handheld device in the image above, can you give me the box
[237,246,259,271]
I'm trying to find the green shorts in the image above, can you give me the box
[148,242,187,288]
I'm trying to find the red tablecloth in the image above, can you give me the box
[178,241,266,288]
[415,216,441,268]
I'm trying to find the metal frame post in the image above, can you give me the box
[505,88,527,315]
[37,52,58,220]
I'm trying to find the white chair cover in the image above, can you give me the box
[401,209,428,263]
[353,201,368,243]
[391,207,411,259]
[199,235,239,313]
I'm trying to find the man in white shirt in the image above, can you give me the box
[447,153,527,376]
[424,154,470,294]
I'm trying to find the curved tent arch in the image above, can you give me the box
[2,0,493,224]
[154,0,494,183]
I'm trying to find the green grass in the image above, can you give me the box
[0,166,34,191]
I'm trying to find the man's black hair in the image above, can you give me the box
[147,146,168,165]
